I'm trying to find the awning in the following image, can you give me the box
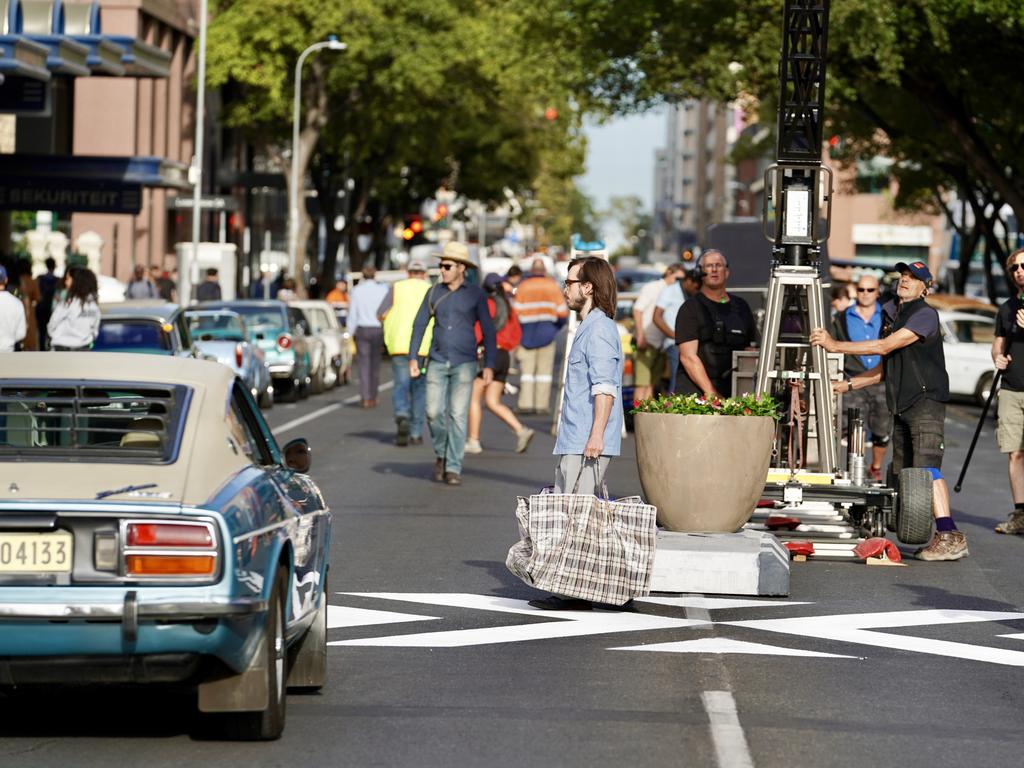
[0,154,190,214]
[1,0,171,80]
[0,34,50,80]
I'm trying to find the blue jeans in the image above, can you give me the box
[391,355,426,438]
[665,343,680,394]
[425,360,476,475]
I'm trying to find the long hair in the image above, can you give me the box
[66,268,98,306]
[1006,248,1024,272]
[569,257,617,319]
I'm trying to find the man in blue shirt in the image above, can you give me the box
[410,242,496,486]
[530,256,623,611]
[833,274,891,480]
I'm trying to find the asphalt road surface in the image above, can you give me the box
[3,383,1023,767]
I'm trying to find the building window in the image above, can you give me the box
[853,244,929,261]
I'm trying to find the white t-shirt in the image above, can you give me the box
[0,290,26,352]
[633,279,668,347]
[656,282,687,350]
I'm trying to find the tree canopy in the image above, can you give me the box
[206,0,590,279]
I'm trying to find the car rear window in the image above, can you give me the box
[226,306,286,331]
[94,320,172,354]
[0,383,190,462]
[187,313,246,341]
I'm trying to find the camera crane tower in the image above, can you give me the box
[752,0,934,550]
[754,0,837,474]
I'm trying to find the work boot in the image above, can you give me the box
[528,595,592,611]
[444,472,462,486]
[464,438,482,454]
[915,531,969,561]
[515,428,535,454]
[432,458,446,483]
[396,416,410,446]
[995,511,1024,534]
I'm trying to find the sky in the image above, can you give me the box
[580,108,666,252]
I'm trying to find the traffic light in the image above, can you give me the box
[403,215,426,246]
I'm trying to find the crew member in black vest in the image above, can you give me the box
[674,249,757,398]
[993,247,1024,534]
[811,261,966,561]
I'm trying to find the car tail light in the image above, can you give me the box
[277,334,292,350]
[122,520,218,579]
[126,522,213,547]
[126,554,216,576]
[235,343,244,368]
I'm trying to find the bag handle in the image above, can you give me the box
[570,458,610,500]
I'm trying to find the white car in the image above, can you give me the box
[290,299,351,390]
[939,310,996,405]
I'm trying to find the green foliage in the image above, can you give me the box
[632,392,780,419]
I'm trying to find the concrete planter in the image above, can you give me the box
[634,412,775,532]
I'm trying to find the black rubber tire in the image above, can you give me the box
[976,372,994,407]
[277,380,298,404]
[897,467,934,545]
[258,386,274,409]
[310,364,325,395]
[216,569,288,740]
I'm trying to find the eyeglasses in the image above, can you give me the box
[1012,263,1024,273]
[439,262,457,271]
[857,287,877,293]
[564,279,582,286]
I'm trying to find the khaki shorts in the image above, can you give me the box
[997,388,1024,453]
[633,344,665,387]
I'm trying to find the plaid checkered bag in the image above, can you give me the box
[506,482,657,606]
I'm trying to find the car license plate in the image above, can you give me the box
[0,531,73,573]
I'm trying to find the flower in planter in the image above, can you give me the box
[631,392,781,419]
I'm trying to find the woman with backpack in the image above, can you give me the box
[466,273,535,454]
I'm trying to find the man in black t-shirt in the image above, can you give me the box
[673,249,757,397]
[811,261,966,562]
[993,247,1024,534]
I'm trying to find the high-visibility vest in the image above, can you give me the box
[383,278,433,356]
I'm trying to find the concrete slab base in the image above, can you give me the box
[650,529,790,596]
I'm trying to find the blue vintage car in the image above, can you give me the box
[185,308,274,408]
[0,353,332,740]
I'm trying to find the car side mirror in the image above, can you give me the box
[283,438,311,473]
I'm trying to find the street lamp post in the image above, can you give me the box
[289,36,346,283]
[185,0,209,305]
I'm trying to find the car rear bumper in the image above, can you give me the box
[0,653,203,685]
[268,364,296,378]
[0,595,267,670]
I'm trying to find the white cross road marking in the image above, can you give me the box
[636,597,809,610]
[611,637,855,658]
[332,592,706,647]
[327,605,440,630]
[325,594,1024,664]
[725,609,1024,667]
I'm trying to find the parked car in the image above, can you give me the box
[0,353,332,740]
[939,310,996,405]
[185,308,274,408]
[927,293,998,319]
[200,300,312,403]
[289,300,351,389]
[95,301,197,357]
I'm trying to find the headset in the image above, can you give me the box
[693,249,728,282]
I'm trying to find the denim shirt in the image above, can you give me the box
[410,282,496,369]
[554,310,623,456]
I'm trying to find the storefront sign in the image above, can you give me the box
[0,181,142,213]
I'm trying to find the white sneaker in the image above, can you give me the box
[464,438,483,454]
[515,428,535,453]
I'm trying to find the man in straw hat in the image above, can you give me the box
[409,241,497,486]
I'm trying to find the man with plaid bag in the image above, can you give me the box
[527,256,626,610]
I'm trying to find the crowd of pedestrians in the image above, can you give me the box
[0,259,103,352]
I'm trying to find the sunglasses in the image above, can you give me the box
[857,287,877,293]
[564,279,583,286]
[1012,263,1024,273]
[439,262,458,271]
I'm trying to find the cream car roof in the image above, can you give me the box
[0,353,250,506]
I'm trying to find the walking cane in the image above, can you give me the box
[953,369,1001,493]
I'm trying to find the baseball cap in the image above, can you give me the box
[0,265,6,283]
[407,258,428,272]
[894,261,933,284]
[483,272,505,290]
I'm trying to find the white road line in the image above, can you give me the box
[272,380,394,435]
[701,691,755,768]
